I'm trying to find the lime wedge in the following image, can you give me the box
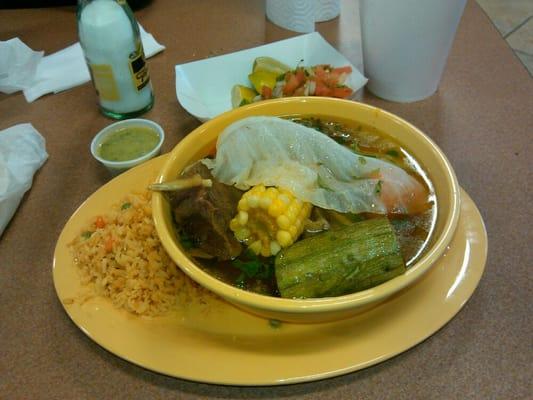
[248,70,279,94]
[252,56,291,75]
[231,85,257,108]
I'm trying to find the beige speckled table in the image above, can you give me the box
[1,0,531,398]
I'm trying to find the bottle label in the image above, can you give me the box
[129,42,150,91]
[89,64,120,101]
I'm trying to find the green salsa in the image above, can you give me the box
[98,126,159,162]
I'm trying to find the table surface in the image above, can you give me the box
[1,1,532,399]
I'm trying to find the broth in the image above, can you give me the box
[178,116,437,297]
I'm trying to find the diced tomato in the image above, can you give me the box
[270,63,353,99]
[283,73,300,95]
[313,65,327,80]
[332,86,353,99]
[95,216,106,229]
[295,68,305,84]
[315,81,333,96]
[313,75,325,87]
[325,71,341,87]
[261,85,273,99]
[332,66,352,74]
[293,86,306,96]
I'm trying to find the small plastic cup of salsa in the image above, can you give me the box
[91,118,165,175]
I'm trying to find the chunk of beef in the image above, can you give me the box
[166,162,242,260]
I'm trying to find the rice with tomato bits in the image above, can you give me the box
[69,191,209,316]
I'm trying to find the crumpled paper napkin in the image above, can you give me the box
[0,38,44,94]
[0,25,164,102]
[0,124,48,237]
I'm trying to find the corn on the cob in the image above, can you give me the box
[229,185,312,257]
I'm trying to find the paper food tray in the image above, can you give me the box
[175,32,367,121]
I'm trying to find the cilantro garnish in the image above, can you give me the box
[232,250,274,288]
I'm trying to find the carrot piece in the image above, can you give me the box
[380,180,430,215]
[104,236,114,252]
[95,216,106,229]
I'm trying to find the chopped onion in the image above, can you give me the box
[338,72,347,85]
[303,82,310,96]
[308,80,316,95]
[273,81,284,98]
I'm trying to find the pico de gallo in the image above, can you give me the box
[231,57,355,108]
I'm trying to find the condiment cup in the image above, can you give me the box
[152,98,461,323]
[91,118,164,175]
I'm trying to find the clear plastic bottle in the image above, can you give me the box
[77,0,154,119]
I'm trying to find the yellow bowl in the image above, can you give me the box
[153,97,460,323]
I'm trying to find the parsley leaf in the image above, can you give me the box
[231,251,274,286]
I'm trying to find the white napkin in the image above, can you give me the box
[0,25,164,102]
[0,124,48,237]
[0,38,44,94]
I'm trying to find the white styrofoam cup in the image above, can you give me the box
[360,0,467,102]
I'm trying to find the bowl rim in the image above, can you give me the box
[90,118,165,169]
[153,97,461,314]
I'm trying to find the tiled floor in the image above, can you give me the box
[477,0,533,75]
